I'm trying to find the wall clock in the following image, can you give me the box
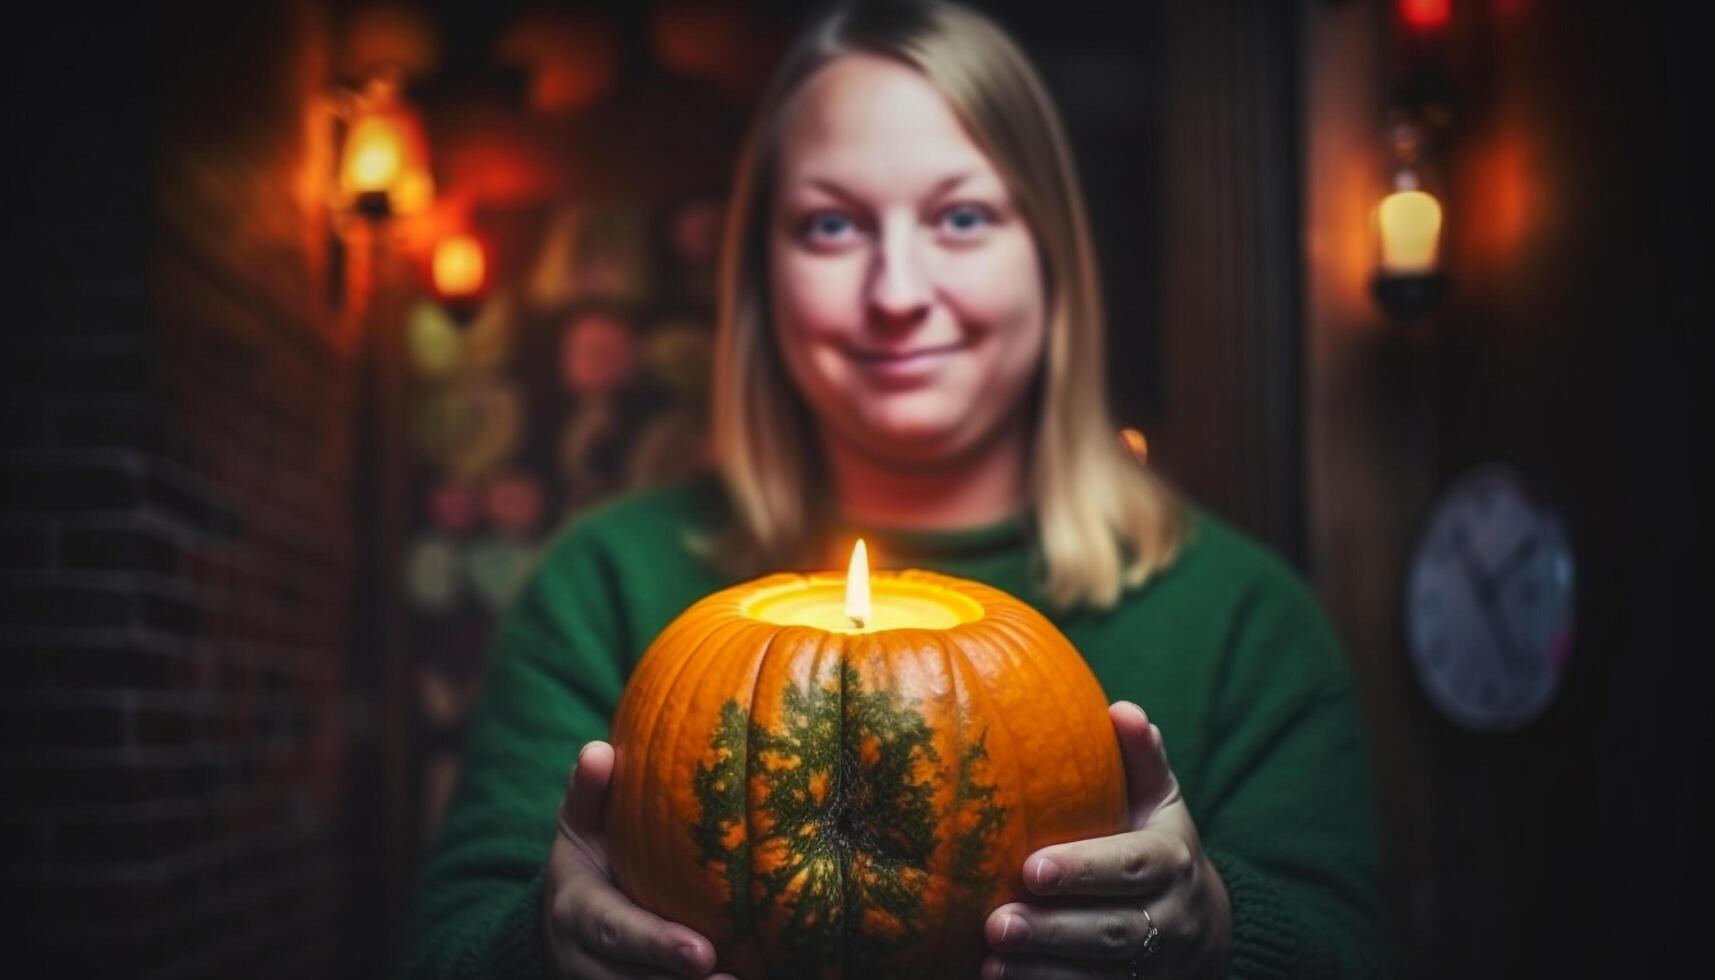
[1405,464,1575,731]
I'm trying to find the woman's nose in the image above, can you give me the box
[866,222,932,329]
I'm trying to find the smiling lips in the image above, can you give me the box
[848,340,971,364]
[845,340,973,385]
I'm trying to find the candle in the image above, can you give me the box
[605,541,1127,978]
[739,538,982,634]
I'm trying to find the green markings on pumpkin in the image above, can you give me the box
[691,661,1009,976]
[692,700,754,936]
[947,731,1010,919]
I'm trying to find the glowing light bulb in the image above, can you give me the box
[335,77,433,220]
[433,235,487,300]
[342,116,407,194]
[1377,189,1443,275]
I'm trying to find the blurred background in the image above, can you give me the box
[3,0,1705,976]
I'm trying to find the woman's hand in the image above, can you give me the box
[982,703,1232,978]
[543,741,738,980]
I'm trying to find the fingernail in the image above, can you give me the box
[1032,857,1063,892]
[982,956,1007,979]
[997,912,1030,947]
[677,943,705,972]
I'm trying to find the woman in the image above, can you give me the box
[405,1,1389,977]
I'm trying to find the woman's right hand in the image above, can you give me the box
[543,741,737,979]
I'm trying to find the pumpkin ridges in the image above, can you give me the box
[754,624,854,974]
[618,612,736,915]
[678,620,806,971]
[835,645,938,976]
[657,619,782,929]
[610,607,722,890]
[951,613,1122,849]
[998,605,1109,818]
[616,611,771,922]
[907,630,960,973]
[980,611,1084,820]
[995,598,1122,824]
[934,630,1029,971]
[903,630,972,973]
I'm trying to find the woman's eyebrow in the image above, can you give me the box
[800,170,980,205]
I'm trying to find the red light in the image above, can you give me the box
[1399,0,1452,31]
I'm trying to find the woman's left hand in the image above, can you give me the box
[982,702,1232,978]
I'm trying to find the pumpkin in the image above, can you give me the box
[606,568,1126,978]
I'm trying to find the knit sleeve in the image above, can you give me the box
[1195,568,1393,979]
[401,524,632,979]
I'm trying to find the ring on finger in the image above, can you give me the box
[1128,905,1161,978]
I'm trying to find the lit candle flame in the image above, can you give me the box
[846,539,870,630]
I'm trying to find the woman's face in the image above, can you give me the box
[768,53,1047,467]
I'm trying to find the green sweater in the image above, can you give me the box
[403,475,1390,978]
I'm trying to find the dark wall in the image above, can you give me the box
[1305,2,1708,976]
[6,2,363,976]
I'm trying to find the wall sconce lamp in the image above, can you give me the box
[1371,114,1448,320]
[430,233,489,324]
[333,65,433,227]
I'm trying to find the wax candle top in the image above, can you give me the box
[740,575,986,633]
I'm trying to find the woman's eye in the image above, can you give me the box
[939,204,994,236]
[800,212,856,242]
[796,205,995,245]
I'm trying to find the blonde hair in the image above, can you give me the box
[707,0,1185,611]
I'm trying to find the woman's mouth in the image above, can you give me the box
[846,340,972,384]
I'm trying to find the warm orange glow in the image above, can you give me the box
[845,539,871,628]
[1377,189,1443,274]
[739,544,985,634]
[336,79,434,217]
[743,574,981,634]
[1468,132,1535,261]
[342,114,407,194]
[1119,427,1149,464]
[496,8,621,113]
[1399,0,1452,31]
[392,169,434,217]
[442,137,557,208]
[433,235,487,299]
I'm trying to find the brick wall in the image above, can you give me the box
[4,3,369,976]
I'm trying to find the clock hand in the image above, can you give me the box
[1490,535,1540,588]
[1476,582,1530,680]
[1452,524,1529,679]
[1450,522,1494,599]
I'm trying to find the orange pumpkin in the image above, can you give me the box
[607,568,1126,979]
